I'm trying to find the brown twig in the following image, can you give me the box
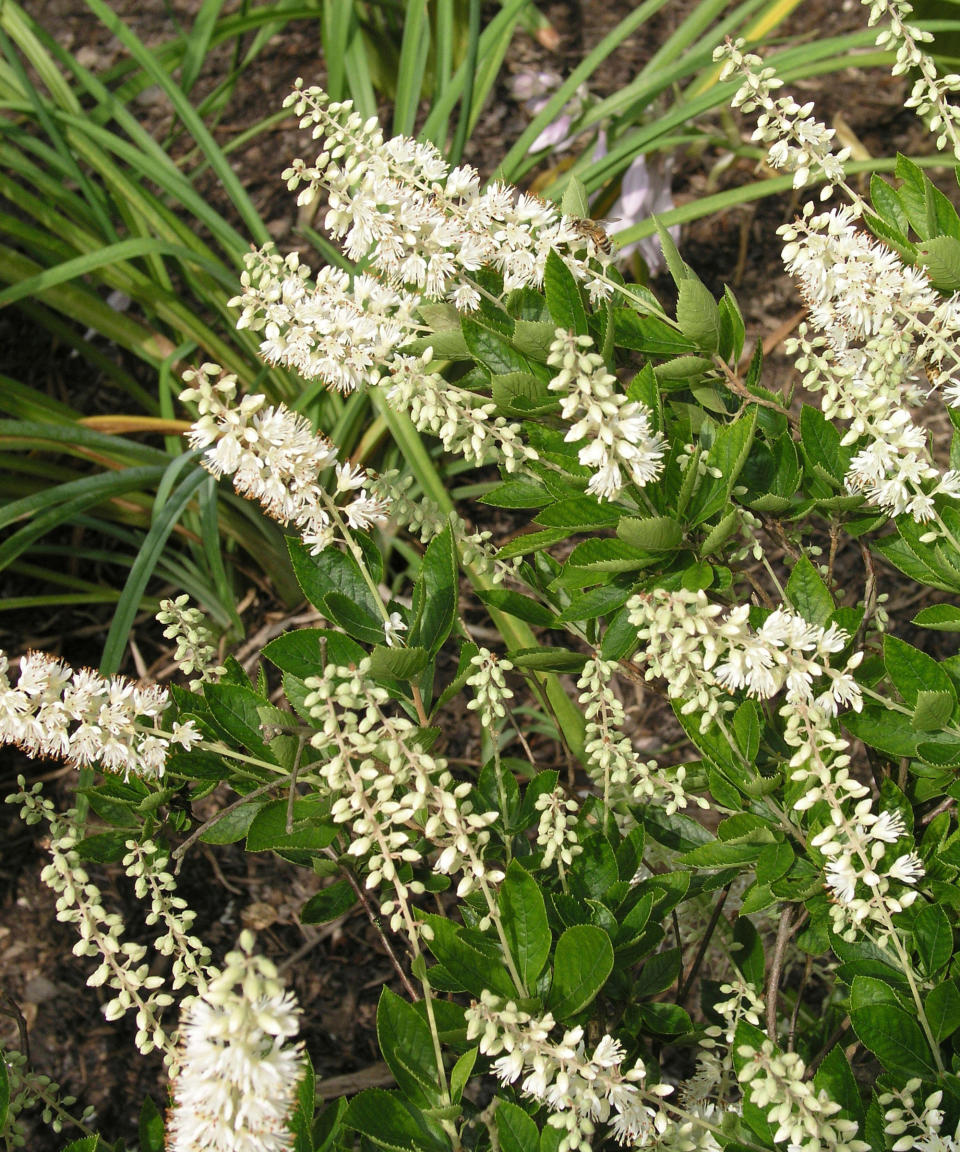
[172,777,288,870]
[766,904,795,1041]
[1,995,31,1064]
[329,851,418,1001]
[678,886,731,1005]
[787,954,812,1053]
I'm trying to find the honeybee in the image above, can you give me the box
[569,215,615,255]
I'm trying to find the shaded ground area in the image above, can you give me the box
[0,0,953,1145]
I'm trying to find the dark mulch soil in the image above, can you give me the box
[0,0,953,1146]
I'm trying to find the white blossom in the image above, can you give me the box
[0,650,172,780]
[547,330,665,500]
[167,932,302,1152]
[181,362,390,554]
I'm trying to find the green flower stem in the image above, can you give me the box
[371,392,586,761]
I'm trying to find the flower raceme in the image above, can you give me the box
[166,932,303,1152]
[181,362,390,555]
[546,329,666,502]
[0,648,193,780]
[626,587,864,726]
[281,80,615,310]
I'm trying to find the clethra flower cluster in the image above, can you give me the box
[547,330,666,501]
[863,0,960,158]
[166,932,303,1152]
[577,657,705,821]
[303,661,503,931]
[737,1040,869,1152]
[282,80,614,310]
[230,247,421,393]
[156,595,225,692]
[0,649,191,780]
[780,203,960,520]
[626,588,863,729]
[181,362,390,555]
[880,1079,958,1152]
[465,991,674,1151]
[715,39,849,195]
[386,349,536,473]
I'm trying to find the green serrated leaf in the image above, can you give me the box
[914,902,953,976]
[616,516,683,551]
[676,278,721,352]
[785,556,834,626]
[544,249,588,334]
[377,988,444,1108]
[367,646,430,681]
[912,689,955,731]
[918,235,960,290]
[301,879,357,924]
[849,975,939,1078]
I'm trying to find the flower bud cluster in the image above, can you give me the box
[789,706,924,941]
[229,246,421,393]
[715,39,849,194]
[122,839,211,991]
[864,0,960,158]
[736,1040,869,1151]
[682,978,764,1109]
[626,589,863,729]
[465,991,672,1151]
[166,931,302,1152]
[368,471,509,581]
[547,330,666,501]
[879,1078,956,1151]
[181,362,390,555]
[303,662,503,931]
[282,81,614,308]
[534,789,582,870]
[0,649,182,780]
[9,782,178,1058]
[156,595,225,692]
[466,649,515,729]
[1,1048,97,1148]
[577,658,705,819]
[387,351,536,473]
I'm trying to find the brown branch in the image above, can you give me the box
[766,904,795,1042]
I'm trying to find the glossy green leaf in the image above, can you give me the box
[499,861,551,989]
[548,925,613,1020]
[301,880,357,924]
[377,987,443,1108]
[496,1099,540,1152]
[849,975,939,1078]
[914,902,953,976]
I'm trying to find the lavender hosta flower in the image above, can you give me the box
[0,649,182,780]
[167,932,303,1152]
[591,135,679,275]
[547,330,666,501]
[509,69,591,153]
[181,362,391,554]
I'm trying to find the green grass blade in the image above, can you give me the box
[420,0,527,142]
[0,237,232,308]
[0,465,169,570]
[100,466,208,675]
[449,0,480,164]
[497,0,671,182]
[80,0,270,246]
[179,0,228,95]
[393,0,430,137]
